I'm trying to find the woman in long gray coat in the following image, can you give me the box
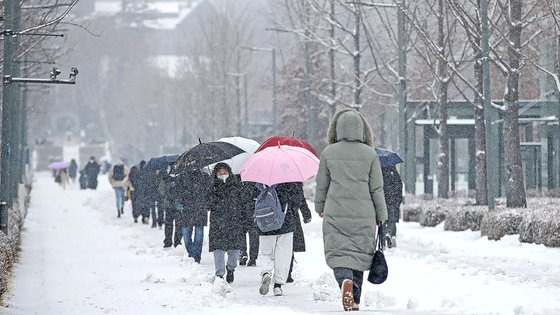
[315,108,388,312]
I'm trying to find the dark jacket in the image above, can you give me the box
[69,160,78,179]
[293,183,312,252]
[84,161,100,179]
[207,172,245,251]
[382,166,403,223]
[260,182,303,236]
[180,170,211,227]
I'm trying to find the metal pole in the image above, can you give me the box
[272,48,277,131]
[482,0,497,209]
[244,74,248,137]
[236,50,242,135]
[1,0,15,233]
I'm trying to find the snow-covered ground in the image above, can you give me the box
[2,173,560,315]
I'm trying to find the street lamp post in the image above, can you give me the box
[241,46,277,131]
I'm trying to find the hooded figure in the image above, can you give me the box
[315,108,388,311]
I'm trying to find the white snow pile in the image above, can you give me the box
[312,272,339,301]
[481,208,524,240]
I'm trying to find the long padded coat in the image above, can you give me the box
[315,108,388,271]
[207,175,245,251]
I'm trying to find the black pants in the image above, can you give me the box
[383,221,397,237]
[333,267,364,304]
[164,209,182,247]
[240,225,259,261]
[149,201,163,226]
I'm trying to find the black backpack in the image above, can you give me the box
[112,165,125,181]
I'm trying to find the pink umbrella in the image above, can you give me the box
[239,145,320,186]
[48,161,69,170]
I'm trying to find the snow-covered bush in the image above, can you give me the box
[444,205,486,231]
[419,205,448,227]
[402,204,423,222]
[0,201,25,301]
[480,209,524,240]
[518,208,560,247]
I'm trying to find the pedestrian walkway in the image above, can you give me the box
[2,173,560,315]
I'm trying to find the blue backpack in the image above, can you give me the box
[254,183,287,232]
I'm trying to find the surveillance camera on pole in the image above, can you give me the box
[69,67,78,82]
[4,66,79,85]
[50,67,61,80]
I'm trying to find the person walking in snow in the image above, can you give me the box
[315,108,388,312]
[84,156,101,190]
[287,182,312,283]
[69,159,78,184]
[128,165,144,223]
[180,168,211,263]
[160,166,183,248]
[207,163,245,285]
[382,165,403,248]
[56,168,70,190]
[257,182,303,297]
[108,160,130,218]
[238,177,260,267]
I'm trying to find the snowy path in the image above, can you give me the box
[2,173,560,315]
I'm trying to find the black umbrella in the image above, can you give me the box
[144,155,179,172]
[375,148,404,168]
[174,141,245,172]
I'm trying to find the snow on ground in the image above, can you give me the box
[2,173,560,315]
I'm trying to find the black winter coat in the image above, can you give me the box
[84,161,100,179]
[180,170,211,227]
[293,183,312,252]
[260,182,304,236]
[382,166,403,223]
[207,176,245,251]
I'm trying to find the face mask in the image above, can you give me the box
[217,175,229,183]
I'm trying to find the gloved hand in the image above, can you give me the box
[303,217,311,224]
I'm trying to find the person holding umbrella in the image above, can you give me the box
[240,145,320,297]
[374,147,404,248]
[315,108,388,312]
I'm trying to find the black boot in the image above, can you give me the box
[226,268,234,284]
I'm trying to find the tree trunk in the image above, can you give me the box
[473,28,488,205]
[353,5,362,109]
[329,0,336,117]
[436,0,449,198]
[503,0,527,207]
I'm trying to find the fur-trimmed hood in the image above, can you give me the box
[327,108,374,147]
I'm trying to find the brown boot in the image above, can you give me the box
[341,279,354,311]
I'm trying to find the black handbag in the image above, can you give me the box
[367,226,388,284]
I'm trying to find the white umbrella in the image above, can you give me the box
[207,137,260,174]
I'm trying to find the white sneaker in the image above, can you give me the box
[273,286,283,296]
[259,273,272,295]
